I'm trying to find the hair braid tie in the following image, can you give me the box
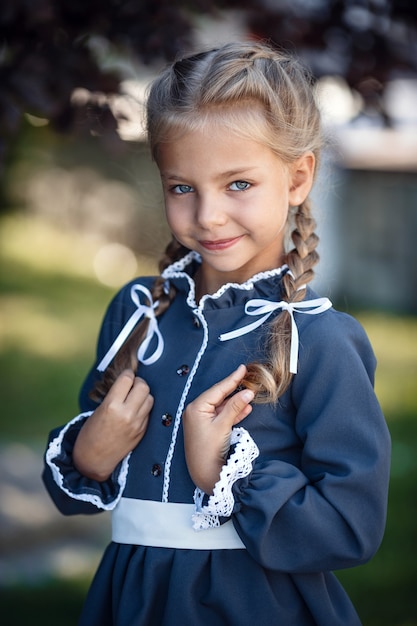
[220,296,331,374]
[96,285,164,373]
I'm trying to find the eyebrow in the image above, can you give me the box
[160,173,187,182]
[161,167,259,182]
[217,167,258,180]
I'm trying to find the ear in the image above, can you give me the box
[288,152,315,207]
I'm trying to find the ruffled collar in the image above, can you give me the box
[161,250,289,310]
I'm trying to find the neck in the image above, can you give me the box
[194,259,286,300]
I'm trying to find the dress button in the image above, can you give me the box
[192,316,200,328]
[161,412,173,427]
[151,464,162,477]
[176,364,190,376]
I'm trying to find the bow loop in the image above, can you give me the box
[220,296,332,374]
[97,284,164,372]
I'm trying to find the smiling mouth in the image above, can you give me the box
[199,236,243,251]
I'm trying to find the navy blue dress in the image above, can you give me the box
[43,252,391,626]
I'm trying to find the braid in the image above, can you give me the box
[283,198,319,301]
[90,237,187,401]
[243,198,319,403]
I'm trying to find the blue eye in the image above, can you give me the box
[230,181,250,191]
[172,184,194,194]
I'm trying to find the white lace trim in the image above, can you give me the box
[161,310,210,502]
[45,412,130,511]
[192,427,259,531]
[162,251,288,307]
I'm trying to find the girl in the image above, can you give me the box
[43,41,391,625]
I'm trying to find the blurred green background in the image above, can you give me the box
[1,1,417,625]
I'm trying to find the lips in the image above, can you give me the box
[199,236,243,251]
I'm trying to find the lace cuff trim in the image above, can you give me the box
[45,411,130,511]
[192,427,259,530]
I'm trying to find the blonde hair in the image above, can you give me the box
[93,41,322,403]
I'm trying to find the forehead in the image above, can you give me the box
[153,102,274,157]
[157,125,285,180]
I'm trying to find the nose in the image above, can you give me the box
[195,193,227,229]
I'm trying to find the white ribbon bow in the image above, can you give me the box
[97,284,164,372]
[219,297,332,374]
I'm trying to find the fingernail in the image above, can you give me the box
[241,389,255,403]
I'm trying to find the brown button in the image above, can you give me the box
[151,464,162,477]
[176,364,190,376]
[161,412,173,427]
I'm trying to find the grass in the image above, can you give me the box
[1,214,417,625]
[0,579,87,626]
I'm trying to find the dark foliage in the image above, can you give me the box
[248,0,417,126]
[1,0,416,174]
[0,0,251,173]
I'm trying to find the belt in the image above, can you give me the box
[112,497,245,550]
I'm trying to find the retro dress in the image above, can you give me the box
[43,252,391,626]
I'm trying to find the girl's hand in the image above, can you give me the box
[183,364,254,494]
[73,369,154,482]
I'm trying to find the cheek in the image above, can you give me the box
[276,207,290,234]
[165,204,188,239]
[250,202,289,239]
[164,202,178,227]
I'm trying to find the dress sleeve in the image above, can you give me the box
[199,311,391,574]
[42,281,141,515]
[42,413,130,515]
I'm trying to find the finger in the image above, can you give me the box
[221,388,254,425]
[202,364,248,407]
[128,385,155,417]
[125,376,152,405]
[106,369,135,401]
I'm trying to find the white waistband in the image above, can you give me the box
[112,497,245,550]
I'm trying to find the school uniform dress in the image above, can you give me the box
[43,251,391,626]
